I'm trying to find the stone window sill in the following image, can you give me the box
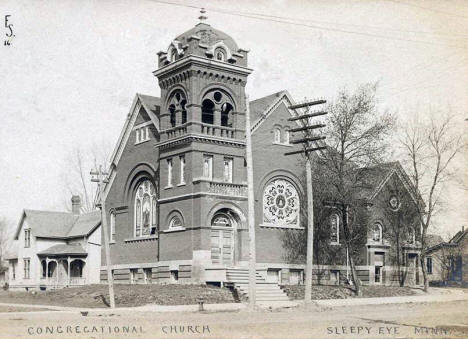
[259,223,304,230]
[162,227,186,233]
[124,235,158,243]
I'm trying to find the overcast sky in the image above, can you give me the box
[0,0,467,238]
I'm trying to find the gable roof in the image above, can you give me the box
[103,93,161,202]
[14,209,100,240]
[249,91,285,126]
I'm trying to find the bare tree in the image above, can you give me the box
[61,140,113,213]
[0,218,13,272]
[400,114,465,291]
[318,83,395,295]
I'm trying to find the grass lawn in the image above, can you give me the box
[0,284,238,308]
[282,284,419,300]
[0,306,53,312]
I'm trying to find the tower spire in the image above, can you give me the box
[198,8,207,22]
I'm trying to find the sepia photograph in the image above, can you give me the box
[0,0,467,338]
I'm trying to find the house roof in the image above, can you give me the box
[14,209,100,240]
[249,91,286,124]
[449,228,467,245]
[353,162,400,201]
[37,244,87,256]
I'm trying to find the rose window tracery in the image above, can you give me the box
[263,179,300,227]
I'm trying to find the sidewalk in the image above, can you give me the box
[0,287,465,314]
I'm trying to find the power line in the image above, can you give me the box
[385,0,468,20]
[149,0,468,50]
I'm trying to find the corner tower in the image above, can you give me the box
[153,19,252,282]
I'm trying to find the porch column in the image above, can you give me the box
[45,258,49,283]
[67,256,71,286]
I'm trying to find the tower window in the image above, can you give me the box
[221,102,233,127]
[215,48,226,61]
[167,158,173,187]
[179,155,185,185]
[372,223,383,243]
[223,157,233,183]
[203,155,213,180]
[202,99,215,125]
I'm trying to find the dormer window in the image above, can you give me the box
[215,48,226,61]
[170,48,177,62]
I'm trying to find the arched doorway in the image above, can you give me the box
[210,208,241,266]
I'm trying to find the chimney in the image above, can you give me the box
[71,195,81,215]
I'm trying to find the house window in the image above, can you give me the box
[23,258,30,279]
[179,155,185,185]
[372,223,383,243]
[134,180,157,237]
[330,214,340,244]
[11,262,16,280]
[203,155,213,180]
[110,212,116,242]
[223,158,233,183]
[24,229,30,248]
[167,158,173,187]
[426,257,433,274]
[274,128,281,143]
[263,178,300,228]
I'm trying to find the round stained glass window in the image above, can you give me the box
[263,179,300,227]
[389,196,400,211]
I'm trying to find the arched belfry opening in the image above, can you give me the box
[202,99,215,125]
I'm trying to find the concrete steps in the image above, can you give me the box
[226,268,289,301]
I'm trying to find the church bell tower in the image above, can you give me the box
[153,13,252,281]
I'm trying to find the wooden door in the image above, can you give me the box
[211,229,233,266]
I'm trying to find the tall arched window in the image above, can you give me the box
[372,223,383,243]
[330,213,340,244]
[167,90,187,128]
[284,128,290,144]
[202,99,215,125]
[274,128,281,143]
[263,178,300,228]
[408,227,415,244]
[134,180,157,237]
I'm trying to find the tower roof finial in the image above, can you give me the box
[198,8,207,22]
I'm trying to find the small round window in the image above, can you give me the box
[389,196,400,211]
[213,91,223,103]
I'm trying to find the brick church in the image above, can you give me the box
[100,20,423,292]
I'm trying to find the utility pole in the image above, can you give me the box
[91,166,115,309]
[285,99,327,304]
[245,94,256,309]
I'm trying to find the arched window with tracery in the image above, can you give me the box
[167,90,187,128]
[263,178,300,228]
[201,90,235,127]
[372,222,383,243]
[134,180,157,237]
[169,215,183,229]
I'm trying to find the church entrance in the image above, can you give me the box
[210,209,240,266]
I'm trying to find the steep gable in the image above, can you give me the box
[103,93,161,202]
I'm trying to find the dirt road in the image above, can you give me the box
[0,299,466,339]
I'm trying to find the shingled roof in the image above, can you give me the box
[37,243,87,256]
[14,210,100,240]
